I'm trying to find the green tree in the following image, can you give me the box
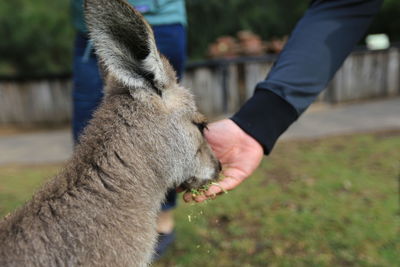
[0,0,74,76]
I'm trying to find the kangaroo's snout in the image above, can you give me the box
[181,153,221,191]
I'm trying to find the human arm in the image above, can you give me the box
[184,0,383,202]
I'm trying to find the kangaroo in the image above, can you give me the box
[0,0,220,266]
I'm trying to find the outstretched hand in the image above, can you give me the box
[183,119,264,203]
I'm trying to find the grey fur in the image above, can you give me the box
[0,0,220,266]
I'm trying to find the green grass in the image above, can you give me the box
[0,132,399,266]
[0,164,61,216]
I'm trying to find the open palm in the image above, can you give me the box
[184,119,264,202]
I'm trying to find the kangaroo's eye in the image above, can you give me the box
[193,121,208,134]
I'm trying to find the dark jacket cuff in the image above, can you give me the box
[231,90,298,155]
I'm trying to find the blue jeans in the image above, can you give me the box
[72,24,186,211]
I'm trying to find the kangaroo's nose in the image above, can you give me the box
[217,161,222,172]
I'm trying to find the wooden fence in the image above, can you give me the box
[0,75,71,125]
[1,47,399,125]
[183,47,400,117]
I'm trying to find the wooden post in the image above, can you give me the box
[244,61,273,100]
[387,47,400,96]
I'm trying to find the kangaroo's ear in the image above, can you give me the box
[84,0,171,94]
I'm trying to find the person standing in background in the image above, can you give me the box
[71,0,186,258]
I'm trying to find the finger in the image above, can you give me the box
[183,192,193,203]
[205,185,222,196]
[194,194,208,203]
[205,176,242,196]
[208,193,217,200]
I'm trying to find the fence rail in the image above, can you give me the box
[183,47,400,116]
[1,47,399,125]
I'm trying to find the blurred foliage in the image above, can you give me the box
[186,0,308,60]
[368,0,400,43]
[0,0,399,76]
[0,0,74,76]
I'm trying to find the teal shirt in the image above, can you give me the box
[72,0,187,33]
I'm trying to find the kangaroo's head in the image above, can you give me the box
[84,0,220,190]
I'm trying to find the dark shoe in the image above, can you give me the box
[152,231,176,261]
